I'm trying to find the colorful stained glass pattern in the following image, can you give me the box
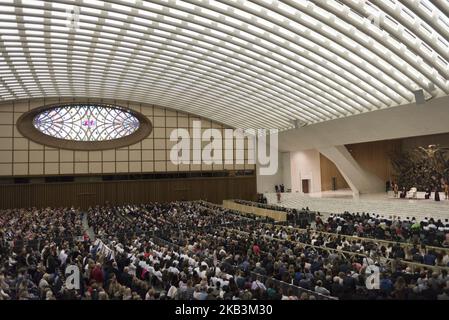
[33,105,140,141]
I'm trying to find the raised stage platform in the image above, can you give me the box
[264,190,449,221]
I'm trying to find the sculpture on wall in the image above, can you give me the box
[390,144,449,191]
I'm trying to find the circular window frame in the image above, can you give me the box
[17,103,153,150]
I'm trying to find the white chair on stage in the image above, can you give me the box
[407,187,417,199]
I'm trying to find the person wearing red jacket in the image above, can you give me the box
[252,243,260,256]
[90,262,104,285]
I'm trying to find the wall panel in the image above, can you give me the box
[346,140,402,182]
[0,176,256,209]
[319,135,445,191]
[320,153,350,191]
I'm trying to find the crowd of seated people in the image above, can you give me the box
[86,231,317,300]
[314,212,449,248]
[217,225,449,300]
[0,207,85,300]
[79,214,449,300]
[0,207,83,247]
[86,201,257,239]
[233,200,449,248]
[236,223,449,268]
[1,202,449,300]
[257,193,268,204]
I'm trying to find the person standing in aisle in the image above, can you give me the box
[444,182,448,200]
[393,183,399,198]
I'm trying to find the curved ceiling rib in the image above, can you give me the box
[0,0,448,130]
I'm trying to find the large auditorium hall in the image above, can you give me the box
[1,0,449,316]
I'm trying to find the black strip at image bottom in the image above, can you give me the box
[3,300,447,319]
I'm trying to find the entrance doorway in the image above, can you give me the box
[302,179,310,194]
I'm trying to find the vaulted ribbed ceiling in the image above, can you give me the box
[0,0,448,130]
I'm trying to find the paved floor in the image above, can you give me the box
[264,190,449,221]
[82,212,96,241]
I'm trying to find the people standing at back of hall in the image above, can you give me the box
[425,187,431,200]
[275,184,285,193]
[435,187,440,201]
[276,191,281,203]
[393,183,399,198]
[400,187,406,199]
[444,182,449,200]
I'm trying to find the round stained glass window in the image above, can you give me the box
[17,103,152,150]
[33,104,140,141]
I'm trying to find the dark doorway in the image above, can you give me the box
[302,179,310,194]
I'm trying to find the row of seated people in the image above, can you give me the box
[313,212,449,248]
[0,207,83,247]
[86,201,253,239]
[237,224,449,268]
[93,203,449,267]
[221,204,449,267]
[234,199,316,218]
[233,199,294,212]
[234,200,449,248]
[233,199,449,248]
[233,199,315,227]
[1,202,449,300]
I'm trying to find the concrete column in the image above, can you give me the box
[281,152,292,191]
[256,150,283,194]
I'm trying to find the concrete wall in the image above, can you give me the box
[278,95,449,152]
[320,153,350,191]
[290,149,322,194]
[256,150,283,194]
[257,149,322,194]
[0,97,255,177]
[276,95,449,194]
[282,152,292,191]
[318,146,384,194]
